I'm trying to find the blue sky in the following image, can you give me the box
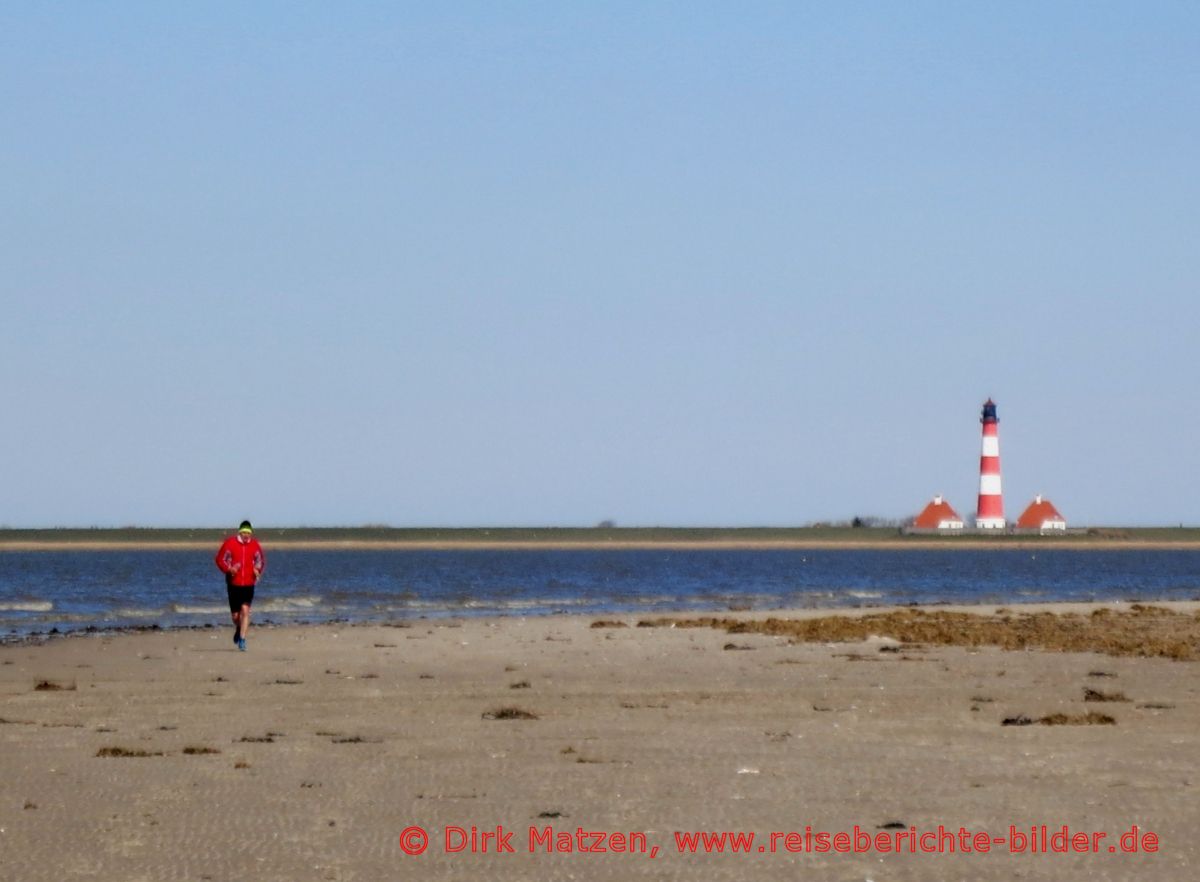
[1,2,1196,527]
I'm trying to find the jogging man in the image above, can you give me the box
[215,520,265,651]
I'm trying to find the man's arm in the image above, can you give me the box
[215,539,235,573]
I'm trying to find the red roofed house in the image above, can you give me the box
[912,495,964,531]
[1017,495,1067,531]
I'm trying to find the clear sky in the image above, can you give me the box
[1,2,1196,528]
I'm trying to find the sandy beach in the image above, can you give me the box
[2,603,1197,881]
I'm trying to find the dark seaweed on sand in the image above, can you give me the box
[96,746,164,757]
[639,606,1200,660]
[1003,712,1116,726]
[1039,712,1116,726]
[483,707,539,720]
[1083,687,1128,702]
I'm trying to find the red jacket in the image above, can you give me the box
[215,535,265,587]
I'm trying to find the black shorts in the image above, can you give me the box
[226,579,255,613]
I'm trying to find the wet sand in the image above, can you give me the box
[1,602,1197,880]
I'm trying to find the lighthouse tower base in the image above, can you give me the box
[975,517,1007,530]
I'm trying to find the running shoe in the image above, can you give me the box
[237,638,247,652]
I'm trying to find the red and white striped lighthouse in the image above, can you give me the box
[975,398,1006,529]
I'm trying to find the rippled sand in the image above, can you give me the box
[1,602,1196,880]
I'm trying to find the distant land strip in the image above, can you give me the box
[1,527,1199,551]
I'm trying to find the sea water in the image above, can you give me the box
[0,548,1197,638]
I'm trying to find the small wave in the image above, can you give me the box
[390,599,451,610]
[847,591,883,599]
[385,597,596,611]
[631,595,686,606]
[113,607,163,618]
[257,595,323,613]
[0,601,54,612]
[711,593,776,606]
[32,613,95,623]
[173,604,227,615]
[464,597,594,610]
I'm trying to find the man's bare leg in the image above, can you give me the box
[238,604,251,641]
